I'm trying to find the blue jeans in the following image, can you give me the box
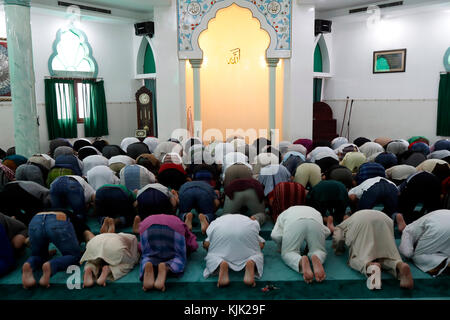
[179,187,215,223]
[26,214,81,276]
[0,224,14,277]
[358,180,398,217]
[50,176,87,220]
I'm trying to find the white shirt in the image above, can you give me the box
[348,177,397,199]
[108,155,136,166]
[120,137,140,152]
[359,142,385,159]
[271,206,330,247]
[399,209,450,275]
[82,155,109,176]
[86,165,120,190]
[136,183,173,199]
[204,214,265,279]
[222,152,251,176]
[307,147,335,161]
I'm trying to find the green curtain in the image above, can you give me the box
[313,78,323,103]
[84,80,109,137]
[314,44,323,73]
[145,79,158,136]
[44,79,77,140]
[437,73,450,136]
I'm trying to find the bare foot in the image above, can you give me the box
[143,262,155,291]
[300,256,314,284]
[108,218,116,233]
[199,213,209,235]
[133,215,141,234]
[327,216,335,234]
[397,262,414,289]
[83,267,95,288]
[154,263,168,292]
[244,260,256,287]
[185,212,194,231]
[39,262,52,288]
[396,214,407,232]
[217,261,230,288]
[22,263,36,289]
[343,215,349,221]
[311,255,326,282]
[84,231,95,243]
[97,265,111,287]
[250,216,257,221]
[100,218,109,234]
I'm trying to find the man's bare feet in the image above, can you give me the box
[108,218,116,233]
[185,212,194,231]
[39,262,52,288]
[199,213,209,235]
[133,215,141,234]
[300,256,314,284]
[311,255,326,282]
[83,267,95,288]
[84,231,95,243]
[396,214,407,232]
[97,265,111,287]
[397,262,414,289]
[22,263,36,289]
[327,216,335,234]
[244,260,256,287]
[154,263,168,292]
[217,261,230,288]
[100,218,110,234]
[143,262,155,291]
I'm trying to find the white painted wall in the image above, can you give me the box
[0,8,140,153]
[324,8,450,143]
[151,1,186,141]
[283,3,315,141]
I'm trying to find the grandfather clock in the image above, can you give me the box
[135,86,154,136]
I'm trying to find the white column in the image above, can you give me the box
[189,58,203,138]
[267,57,279,141]
[4,0,40,157]
[283,3,315,141]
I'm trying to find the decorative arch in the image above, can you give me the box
[136,36,156,75]
[177,0,291,60]
[314,34,330,73]
[444,47,450,72]
[48,26,98,78]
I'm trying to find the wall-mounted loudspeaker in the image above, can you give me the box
[315,19,332,36]
[134,21,154,37]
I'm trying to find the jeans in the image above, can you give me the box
[50,176,86,220]
[358,180,399,217]
[95,186,135,226]
[0,224,14,277]
[26,214,81,276]
[179,187,215,223]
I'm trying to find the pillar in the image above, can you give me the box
[267,58,279,142]
[4,0,40,157]
[189,58,203,138]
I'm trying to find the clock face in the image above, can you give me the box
[139,93,150,105]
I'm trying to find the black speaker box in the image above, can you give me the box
[315,19,332,36]
[135,21,154,37]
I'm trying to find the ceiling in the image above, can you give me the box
[62,0,386,14]
[305,0,383,11]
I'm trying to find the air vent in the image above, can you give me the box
[349,1,403,14]
[58,1,112,15]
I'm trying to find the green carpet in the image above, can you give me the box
[1,233,449,300]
